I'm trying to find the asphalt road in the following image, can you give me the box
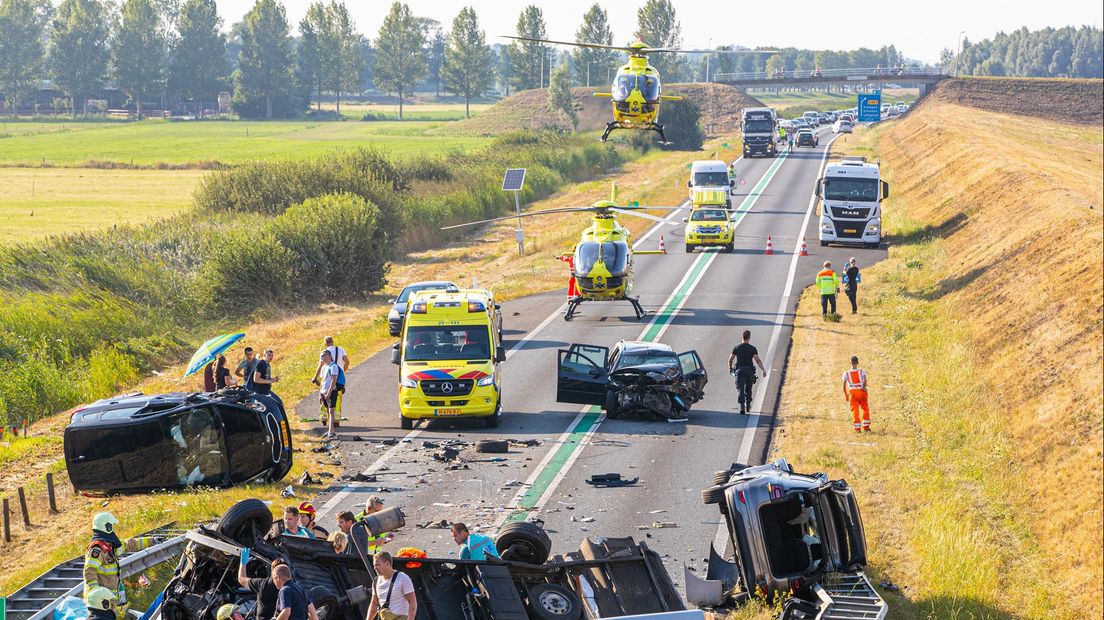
[298,125,885,593]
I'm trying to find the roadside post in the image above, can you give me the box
[858,90,882,123]
[502,168,527,255]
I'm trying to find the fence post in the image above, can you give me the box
[47,473,59,514]
[17,487,30,528]
[3,498,10,542]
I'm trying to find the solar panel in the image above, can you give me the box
[502,168,527,191]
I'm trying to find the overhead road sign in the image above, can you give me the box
[857,91,881,123]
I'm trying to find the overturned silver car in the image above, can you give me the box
[556,341,707,420]
[688,459,887,619]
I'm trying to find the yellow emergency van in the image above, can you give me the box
[391,288,505,429]
[684,200,735,253]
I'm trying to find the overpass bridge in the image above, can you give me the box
[714,66,951,94]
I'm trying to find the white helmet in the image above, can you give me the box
[92,512,119,533]
[86,586,117,611]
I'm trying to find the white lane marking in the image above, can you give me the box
[505,302,567,360]
[710,134,840,555]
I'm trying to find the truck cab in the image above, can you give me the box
[392,289,505,429]
[688,160,735,209]
[741,107,777,158]
[817,156,889,248]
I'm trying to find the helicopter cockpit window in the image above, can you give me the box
[601,241,629,275]
[575,242,600,275]
[640,74,660,101]
[612,74,635,101]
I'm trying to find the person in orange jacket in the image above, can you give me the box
[842,356,870,432]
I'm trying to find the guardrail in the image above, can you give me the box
[714,66,950,83]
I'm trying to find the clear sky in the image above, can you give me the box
[214,0,1102,65]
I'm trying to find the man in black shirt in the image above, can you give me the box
[843,257,861,314]
[237,556,285,620]
[727,330,767,414]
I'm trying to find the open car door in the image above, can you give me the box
[556,344,610,406]
[677,350,708,403]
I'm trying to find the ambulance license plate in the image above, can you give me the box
[435,408,462,415]
[844,228,858,234]
[699,235,717,239]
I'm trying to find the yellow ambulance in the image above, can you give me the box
[391,288,504,429]
[684,190,735,252]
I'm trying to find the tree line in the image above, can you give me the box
[943,26,1102,78]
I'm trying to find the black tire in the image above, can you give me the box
[308,587,340,620]
[526,583,582,620]
[725,242,734,253]
[713,470,732,486]
[400,416,414,430]
[484,399,502,428]
[603,390,620,419]
[701,485,727,505]
[475,439,508,453]
[685,243,695,253]
[216,499,273,547]
[866,242,880,249]
[819,240,829,247]
[496,521,552,565]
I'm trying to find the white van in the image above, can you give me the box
[687,160,735,209]
[802,111,819,127]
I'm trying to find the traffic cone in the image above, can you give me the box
[800,238,809,256]
[658,235,667,254]
[764,235,773,255]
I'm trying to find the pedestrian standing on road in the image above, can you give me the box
[272,564,317,620]
[312,337,349,425]
[235,347,257,389]
[367,552,417,620]
[237,557,285,620]
[727,330,767,415]
[215,355,236,389]
[843,257,861,314]
[816,261,841,317]
[450,523,500,561]
[842,356,870,432]
[317,350,344,439]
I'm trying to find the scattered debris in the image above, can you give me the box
[380,438,399,446]
[416,519,451,529]
[570,515,596,523]
[346,473,377,483]
[508,439,541,447]
[280,485,296,498]
[422,441,440,449]
[592,440,632,447]
[471,456,507,463]
[317,472,334,479]
[351,435,365,442]
[648,509,666,514]
[651,521,677,529]
[433,447,461,462]
[298,472,315,485]
[310,445,332,453]
[585,473,640,487]
[879,581,900,592]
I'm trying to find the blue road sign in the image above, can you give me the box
[858,91,881,123]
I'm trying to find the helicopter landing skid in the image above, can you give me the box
[562,295,647,321]
[599,122,670,145]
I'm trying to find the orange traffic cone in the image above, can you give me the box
[658,235,667,254]
[764,235,773,255]
[800,238,809,256]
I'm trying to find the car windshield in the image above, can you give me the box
[404,325,492,361]
[397,283,453,303]
[165,408,231,486]
[743,120,774,133]
[823,178,878,202]
[691,210,728,222]
[692,171,729,187]
[616,351,679,369]
[574,241,629,276]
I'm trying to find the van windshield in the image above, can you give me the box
[823,178,878,202]
[692,171,729,187]
[405,325,492,361]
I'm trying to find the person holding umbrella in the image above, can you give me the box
[185,333,246,387]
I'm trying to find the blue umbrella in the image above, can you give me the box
[184,332,246,377]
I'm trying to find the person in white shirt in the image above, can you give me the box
[318,350,343,438]
[312,336,349,428]
[367,552,416,620]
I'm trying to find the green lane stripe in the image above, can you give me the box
[506,407,602,522]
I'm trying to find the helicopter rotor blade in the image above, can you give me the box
[440,206,598,230]
[501,35,631,53]
[643,47,780,54]
[610,208,680,223]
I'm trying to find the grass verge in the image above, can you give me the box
[771,99,1101,618]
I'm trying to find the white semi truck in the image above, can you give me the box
[816,156,889,248]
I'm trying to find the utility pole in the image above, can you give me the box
[955,31,966,76]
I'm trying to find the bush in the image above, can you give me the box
[656,99,706,151]
[199,226,296,315]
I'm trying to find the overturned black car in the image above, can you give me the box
[161,499,684,620]
[556,340,707,420]
[64,388,293,494]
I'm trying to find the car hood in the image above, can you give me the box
[610,364,679,385]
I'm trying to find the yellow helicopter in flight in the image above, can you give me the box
[504,36,773,143]
[443,185,683,321]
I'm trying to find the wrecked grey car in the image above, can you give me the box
[160,499,684,620]
[687,459,886,619]
[556,341,707,420]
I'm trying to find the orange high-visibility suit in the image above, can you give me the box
[843,367,869,431]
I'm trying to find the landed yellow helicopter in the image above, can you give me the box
[443,186,683,321]
[505,36,773,143]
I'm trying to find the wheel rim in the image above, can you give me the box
[537,590,572,614]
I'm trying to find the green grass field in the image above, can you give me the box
[0,167,203,243]
[317,102,495,120]
[0,118,492,167]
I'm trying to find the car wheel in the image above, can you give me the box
[496,521,552,565]
[713,470,733,486]
[400,416,414,431]
[725,242,734,253]
[475,439,508,453]
[866,242,880,249]
[526,583,582,620]
[686,244,696,253]
[604,390,620,419]
[820,240,829,247]
[308,587,340,620]
[701,484,727,505]
[216,499,273,547]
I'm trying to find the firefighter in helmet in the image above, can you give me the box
[83,512,160,618]
[85,586,118,620]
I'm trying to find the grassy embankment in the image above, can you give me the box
[769,99,1102,619]
[0,118,492,242]
[0,131,742,596]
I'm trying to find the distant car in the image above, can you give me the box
[778,119,796,131]
[838,113,855,124]
[388,280,459,336]
[817,112,831,125]
[64,389,293,494]
[896,103,908,113]
[833,120,852,133]
[795,129,818,147]
[791,118,809,130]
[802,111,819,127]
[885,106,899,117]
[556,340,708,420]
